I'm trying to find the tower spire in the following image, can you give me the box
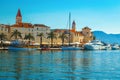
[72,20,76,32]
[16,9,22,24]
[16,9,22,17]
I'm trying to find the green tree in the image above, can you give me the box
[24,33,34,46]
[59,33,67,46]
[37,33,44,48]
[47,32,56,47]
[10,30,22,39]
[0,33,7,47]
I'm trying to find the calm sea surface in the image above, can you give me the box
[1,50,120,80]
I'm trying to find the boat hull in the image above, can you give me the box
[8,46,36,51]
[84,45,103,50]
[61,46,81,50]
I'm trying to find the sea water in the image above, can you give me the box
[0,50,120,80]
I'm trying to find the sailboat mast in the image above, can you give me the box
[69,12,71,46]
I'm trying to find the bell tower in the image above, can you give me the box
[72,20,76,32]
[16,9,22,24]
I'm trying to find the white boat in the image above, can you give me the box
[104,44,112,50]
[84,40,104,50]
[112,44,119,50]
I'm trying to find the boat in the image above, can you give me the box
[8,46,36,51]
[84,40,104,50]
[104,44,112,50]
[112,44,119,50]
[61,13,81,50]
[8,40,36,51]
[41,47,50,50]
[61,46,80,50]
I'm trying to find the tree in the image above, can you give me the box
[37,33,44,48]
[10,30,22,39]
[59,33,67,46]
[0,33,6,47]
[47,32,56,47]
[24,33,34,46]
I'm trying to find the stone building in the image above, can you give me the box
[0,24,10,39]
[81,26,93,43]
[10,9,50,44]
[52,21,84,46]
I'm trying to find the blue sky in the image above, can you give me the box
[0,0,120,33]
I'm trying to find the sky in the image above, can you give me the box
[0,0,120,33]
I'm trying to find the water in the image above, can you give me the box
[1,50,120,80]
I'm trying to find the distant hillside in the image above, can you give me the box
[93,31,120,44]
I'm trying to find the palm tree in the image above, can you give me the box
[10,30,22,39]
[24,33,34,46]
[47,31,56,47]
[59,33,67,46]
[0,33,6,47]
[37,33,44,48]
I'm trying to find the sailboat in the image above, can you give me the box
[61,13,81,50]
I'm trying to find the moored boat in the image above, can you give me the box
[104,44,112,50]
[84,40,104,50]
[112,44,119,50]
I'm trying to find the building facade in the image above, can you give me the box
[10,9,51,44]
[82,27,93,43]
[0,24,10,39]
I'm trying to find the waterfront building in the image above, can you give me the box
[0,24,10,39]
[81,27,93,43]
[10,23,34,40]
[52,29,67,46]
[70,21,84,44]
[10,9,34,40]
[52,21,85,46]
[10,9,50,44]
[33,24,50,44]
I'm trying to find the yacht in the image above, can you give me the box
[84,40,104,50]
[112,44,119,50]
[104,44,112,50]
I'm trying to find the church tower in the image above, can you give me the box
[72,20,76,32]
[16,9,22,24]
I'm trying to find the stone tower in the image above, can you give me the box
[72,20,76,32]
[16,9,22,24]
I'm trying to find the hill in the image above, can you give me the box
[93,31,120,44]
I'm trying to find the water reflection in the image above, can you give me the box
[1,50,120,80]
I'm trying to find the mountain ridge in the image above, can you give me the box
[93,31,120,44]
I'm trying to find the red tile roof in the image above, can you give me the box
[12,23,33,28]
